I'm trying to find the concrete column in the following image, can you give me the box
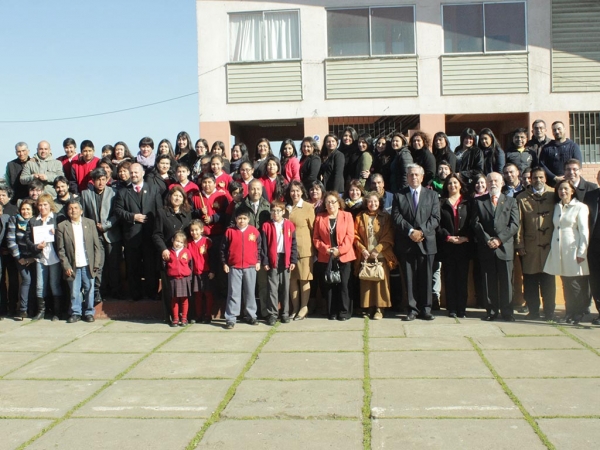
[303,117,329,148]
[419,114,446,134]
[199,121,232,159]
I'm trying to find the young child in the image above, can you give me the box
[212,155,232,192]
[260,157,287,202]
[225,181,243,224]
[173,164,199,197]
[165,231,192,327]
[261,201,298,325]
[188,220,214,324]
[221,208,261,329]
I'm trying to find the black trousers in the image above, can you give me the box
[316,260,352,319]
[481,256,514,318]
[523,272,556,316]
[400,253,434,315]
[442,253,470,314]
[0,254,19,315]
[561,275,590,318]
[586,249,600,313]
[95,239,121,299]
[125,244,157,300]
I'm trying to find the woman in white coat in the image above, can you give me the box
[544,180,590,324]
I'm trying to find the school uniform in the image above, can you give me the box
[165,247,192,324]
[188,236,214,320]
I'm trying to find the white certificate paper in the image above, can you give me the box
[33,225,55,244]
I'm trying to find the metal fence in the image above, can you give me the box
[570,111,600,163]
[329,115,419,140]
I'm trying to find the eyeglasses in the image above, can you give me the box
[325,200,338,205]
[271,209,283,213]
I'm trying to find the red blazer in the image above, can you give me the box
[166,247,192,279]
[222,225,261,269]
[188,237,212,274]
[261,219,298,268]
[172,181,199,197]
[312,210,356,263]
[260,176,278,202]
[190,189,231,236]
[71,156,100,192]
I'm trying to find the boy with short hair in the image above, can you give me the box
[221,209,261,329]
[172,164,199,197]
[71,140,100,193]
[261,200,298,325]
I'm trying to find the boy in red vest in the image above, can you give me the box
[221,208,261,329]
[71,140,100,192]
[261,200,298,325]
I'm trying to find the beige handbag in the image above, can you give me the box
[358,260,384,281]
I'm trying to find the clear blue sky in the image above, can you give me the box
[0,0,198,171]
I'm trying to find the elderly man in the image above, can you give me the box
[472,172,520,321]
[515,168,556,320]
[20,141,64,197]
[5,142,31,202]
[56,199,103,323]
[392,164,440,320]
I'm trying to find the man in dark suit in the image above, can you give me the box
[114,163,162,300]
[56,199,103,323]
[583,169,600,325]
[564,159,597,201]
[472,172,520,321]
[392,163,440,320]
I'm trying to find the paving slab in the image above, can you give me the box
[0,334,77,352]
[481,349,600,378]
[371,418,546,449]
[158,331,267,353]
[5,352,140,380]
[196,419,363,450]
[26,418,204,450]
[0,419,53,450]
[505,378,600,417]
[492,322,563,336]
[245,352,363,379]
[262,331,363,352]
[0,352,43,377]
[0,320,28,333]
[75,379,230,418]
[474,336,585,350]
[565,327,600,348]
[370,351,491,379]
[222,379,363,418]
[276,317,365,332]
[0,322,102,352]
[124,352,249,379]
[537,418,600,449]
[0,380,103,417]
[371,379,520,418]
[370,336,472,351]
[57,332,173,353]
[184,322,274,332]
[97,320,180,333]
[403,323,505,338]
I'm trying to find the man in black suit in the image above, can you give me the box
[583,169,600,325]
[392,164,440,320]
[114,163,162,300]
[564,159,597,201]
[472,172,520,321]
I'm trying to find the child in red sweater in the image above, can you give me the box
[188,220,215,324]
[172,164,199,197]
[165,231,192,327]
[212,155,232,191]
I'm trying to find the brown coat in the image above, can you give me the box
[354,211,398,273]
[515,186,554,274]
[285,200,315,259]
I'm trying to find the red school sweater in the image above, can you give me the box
[71,156,100,192]
[190,189,231,236]
[261,219,296,268]
[188,236,212,274]
[166,247,192,279]
[215,172,232,191]
[222,225,261,269]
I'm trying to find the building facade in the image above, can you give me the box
[196,0,600,167]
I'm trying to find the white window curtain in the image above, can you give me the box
[264,11,300,60]
[229,13,263,62]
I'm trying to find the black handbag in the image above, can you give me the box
[324,253,341,284]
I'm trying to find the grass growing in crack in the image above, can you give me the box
[362,316,372,450]
[556,326,600,357]
[468,337,556,450]
[15,326,187,450]
[185,324,279,449]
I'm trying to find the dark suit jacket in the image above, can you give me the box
[114,182,162,247]
[320,150,345,192]
[80,187,121,243]
[299,154,321,192]
[575,177,598,202]
[56,217,104,279]
[471,193,519,261]
[392,186,440,255]
[584,187,600,251]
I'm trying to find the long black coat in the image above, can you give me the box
[114,183,162,248]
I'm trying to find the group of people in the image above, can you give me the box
[0,119,599,328]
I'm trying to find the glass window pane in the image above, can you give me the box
[327,9,369,57]
[371,7,415,55]
[484,2,526,52]
[264,11,300,60]
[229,13,263,62]
[443,4,483,53]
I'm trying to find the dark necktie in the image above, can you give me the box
[413,189,419,210]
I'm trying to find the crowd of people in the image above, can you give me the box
[1,119,599,328]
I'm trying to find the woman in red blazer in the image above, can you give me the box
[313,191,356,320]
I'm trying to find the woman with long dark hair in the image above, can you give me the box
[478,128,505,175]
[260,157,287,202]
[319,134,345,193]
[340,127,360,185]
[192,139,210,180]
[112,141,133,166]
[210,141,231,174]
[346,133,373,187]
[229,142,249,175]
[371,136,395,188]
[409,131,436,185]
[145,154,175,198]
[299,137,321,192]
[432,132,457,173]
[157,139,177,164]
[280,139,300,183]
[253,138,276,179]
[175,131,197,170]
[455,128,484,185]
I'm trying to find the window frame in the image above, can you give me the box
[228,9,302,63]
[441,1,528,55]
[326,5,417,59]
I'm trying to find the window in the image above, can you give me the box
[443,2,526,54]
[571,112,600,163]
[229,10,300,62]
[327,6,415,57]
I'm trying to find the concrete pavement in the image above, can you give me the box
[0,311,599,449]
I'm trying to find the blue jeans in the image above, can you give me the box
[17,262,35,312]
[68,266,95,316]
[36,262,63,298]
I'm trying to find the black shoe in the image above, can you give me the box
[405,312,417,321]
[266,316,277,326]
[483,314,497,321]
[51,315,60,322]
[419,313,435,321]
[524,313,540,320]
[448,311,457,318]
[246,318,259,326]
[202,316,212,324]
[224,321,235,330]
[592,316,600,325]
[517,306,529,313]
[457,312,467,318]
[337,316,349,321]
[281,316,290,324]
[572,314,584,325]
[328,315,336,320]
[503,315,516,322]
[67,315,81,323]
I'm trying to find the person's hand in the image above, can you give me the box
[289,263,295,271]
[360,170,370,179]
[208,272,215,280]
[410,230,423,242]
[223,264,230,274]
[203,216,211,225]
[162,249,170,261]
[255,263,261,271]
[369,250,379,260]
[65,268,73,278]
[577,256,585,264]
[201,206,208,216]
[264,265,270,271]
[331,248,340,258]
[554,176,565,183]
[134,213,147,223]
[488,238,500,249]
[18,258,27,265]
[37,174,47,181]
[36,241,46,250]
[516,249,526,256]
[362,249,370,260]
[96,223,104,232]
